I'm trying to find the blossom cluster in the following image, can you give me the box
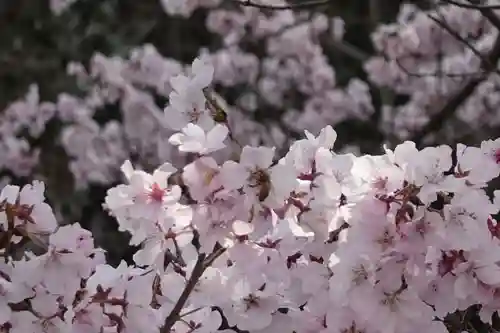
[1,57,500,333]
[365,2,500,140]
[3,0,499,193]
[2,0,499,199]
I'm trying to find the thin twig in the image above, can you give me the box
[165,249,186,267]
[475,0,500,30]
[160,246,227,333]
[179,306,204,318]
[322,38,371,62]
[203,246,227,269]
[234,0,331,10]
[440,0,500,10]
[427,13,500,75]
[395,57,486,77]
[411,14,500,146]
[161,254,206,333]
[172,238,187,266]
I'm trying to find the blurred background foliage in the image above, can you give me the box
[0,0,418,105]
[0,0,484,263]
[0,0,415,264]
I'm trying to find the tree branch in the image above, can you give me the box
[427,13,500,76]
[469,0,500,30]
[394,57,485,77]
[161,254,206,333]
[160,246,227,333]
[321,36,370,62]
[441,0,500,10]
[234,0,331,10]
[411,26,500,146]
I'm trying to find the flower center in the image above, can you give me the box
[352,264,368,285]
[204,169,217,186]
[243,293,260,310]
[248,169,270,188]
[149,183,166,202]
[494,148,500,164]
[186,105,204,123]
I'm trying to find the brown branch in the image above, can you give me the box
[161,254,206,333]
[395,57,486,77]
[473,0,500,30]
[234,0,331,10]
[411,3,500,146]
[440,0,500,10]
[203,246,227,268]
[160,246,227,333]
[411,21,500,147]
[427,14,500,76]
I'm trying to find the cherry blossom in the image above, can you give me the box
[2,2,500,333]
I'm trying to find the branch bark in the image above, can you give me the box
[234,0,331,10]
[160,247,227,333]
[161,254,206,333]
